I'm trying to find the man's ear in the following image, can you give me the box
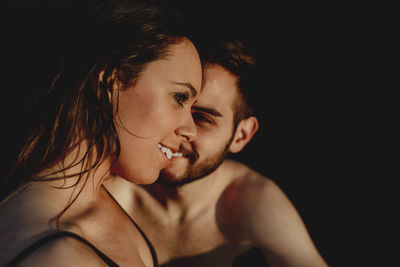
[229,116,259,153]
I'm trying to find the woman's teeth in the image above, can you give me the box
[157,144,183,159]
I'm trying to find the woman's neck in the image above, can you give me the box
[32,142,114,214]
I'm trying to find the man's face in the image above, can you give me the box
[158,64,238,186]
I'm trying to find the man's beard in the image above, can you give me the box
[157,135,234,187]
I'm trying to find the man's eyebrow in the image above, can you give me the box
[172,82,198,97]
[192,106,222,117]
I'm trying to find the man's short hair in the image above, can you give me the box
[196,35,258,128]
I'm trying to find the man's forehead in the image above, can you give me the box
[193,66,238,119]
[199,65,237,102]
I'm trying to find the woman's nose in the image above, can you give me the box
[175,112,197,142]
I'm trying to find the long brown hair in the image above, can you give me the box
[1,0,193,201]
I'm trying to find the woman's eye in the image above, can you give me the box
[174,91,190,108]
[192,112,212,124]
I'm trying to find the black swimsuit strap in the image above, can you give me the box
[103,185,158,267]
[5,231,119,267]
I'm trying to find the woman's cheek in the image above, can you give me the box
[146,106,177,135]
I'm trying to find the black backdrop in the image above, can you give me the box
[0,1,390,266]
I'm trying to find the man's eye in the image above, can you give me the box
[174,91,190,108]
[193,112,212,124]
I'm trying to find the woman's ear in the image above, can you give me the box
[229,116,259,153]
[99,68,118,86]
[99,69,106,84]
[99,68,118,100]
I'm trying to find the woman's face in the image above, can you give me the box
[111,38,202,184]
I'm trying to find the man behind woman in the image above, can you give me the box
[105,11,330,267]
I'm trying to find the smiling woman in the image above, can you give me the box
[110,39,202,184]
[0,0,202,266]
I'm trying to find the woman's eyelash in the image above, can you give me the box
[174,91,190,108]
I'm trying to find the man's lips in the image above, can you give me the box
[178,145,198,163]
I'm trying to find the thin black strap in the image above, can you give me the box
[5,231,119,267]
[103,185,158,267]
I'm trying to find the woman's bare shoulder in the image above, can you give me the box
[0,184,83,266]
[13,234,109,267]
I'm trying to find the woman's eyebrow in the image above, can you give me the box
[172,82,198,97]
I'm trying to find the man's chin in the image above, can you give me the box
[157,167,201,187]
[157,176,187,187]
[158,168,185,186]
[166,156,189,172]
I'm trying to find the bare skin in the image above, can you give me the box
[0,39,202,267]
[105,64,329,267]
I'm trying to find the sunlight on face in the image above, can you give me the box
[111,38,202,184]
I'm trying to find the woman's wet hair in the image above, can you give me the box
[1,0,194,201]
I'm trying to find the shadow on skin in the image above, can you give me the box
[162,183,269,267]
[161,245,269,267]
[232,247,269,267]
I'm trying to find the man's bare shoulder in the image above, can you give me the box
[222,161,297,231]
[222,159,275,190]
[220,159,304,241]
[220,160,329,266]
[218,159,282,240]
[222,159,302,226]
[11,235,109,267]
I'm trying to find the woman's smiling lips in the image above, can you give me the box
[157,144,183,164]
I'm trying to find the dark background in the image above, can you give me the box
[0,1,392,266]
